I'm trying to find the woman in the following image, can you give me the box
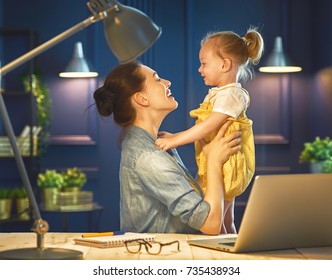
[93,61,241,235]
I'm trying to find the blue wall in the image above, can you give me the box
[1,0,332,232]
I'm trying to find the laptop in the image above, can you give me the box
[188,173,332,253]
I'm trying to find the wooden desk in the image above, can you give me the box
[1,232,332,260]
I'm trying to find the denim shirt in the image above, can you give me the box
[120,126,210,233]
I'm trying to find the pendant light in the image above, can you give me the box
[259,36,302,73]
[59,42,98,78]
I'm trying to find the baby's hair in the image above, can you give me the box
[242,27,265,65]
[201,27,264,81]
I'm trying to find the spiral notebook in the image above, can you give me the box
[74,232,155,248]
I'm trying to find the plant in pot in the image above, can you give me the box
[37,169,65,210]
[322,159,332,173]
[0,187,14,220]
[23,71,52,160]
[11,187,30,221]
[299,136,332,173]
[62,167,87,192]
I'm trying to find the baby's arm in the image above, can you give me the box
[155,112,229,150]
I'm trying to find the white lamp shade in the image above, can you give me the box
[259,36,302,73]
[59,42,98,78]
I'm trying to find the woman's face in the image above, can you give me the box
[140,65,178,112]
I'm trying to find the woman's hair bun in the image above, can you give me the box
[93,86,115,117]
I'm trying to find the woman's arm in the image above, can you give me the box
[199,121,241,235]
[156,112,229,150]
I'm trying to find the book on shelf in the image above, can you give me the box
[0,125,41,156]
[74,232,155,248]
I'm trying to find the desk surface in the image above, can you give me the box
[1,232,332,260]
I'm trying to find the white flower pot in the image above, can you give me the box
[310,162,324,173]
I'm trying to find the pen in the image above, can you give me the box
[81,231,125,238]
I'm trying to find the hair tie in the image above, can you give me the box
[242,36,251,46]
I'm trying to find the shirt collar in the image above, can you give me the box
[210,82,242,91]
[128,125,155,142]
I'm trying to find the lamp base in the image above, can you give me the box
[0,247,83,260]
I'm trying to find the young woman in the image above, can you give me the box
[93,61,241,235]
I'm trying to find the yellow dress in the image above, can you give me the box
[189,86,255,201]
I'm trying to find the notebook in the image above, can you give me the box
[188,173,332,253]
[74,232,155,248]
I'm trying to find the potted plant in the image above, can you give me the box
[322,159,332,173]
[23,71,52,160]
[37,169,65,210]
[299,136,332,173]
[11,187,30,221]
[62,167,87,192]
[0,187,14,220]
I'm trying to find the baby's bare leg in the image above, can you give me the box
[223,200,237,234]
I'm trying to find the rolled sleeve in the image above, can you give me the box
[188,198,210,229]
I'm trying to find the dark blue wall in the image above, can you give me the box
[1,0,331,232]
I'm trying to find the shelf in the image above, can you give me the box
[1,91,30,97]
[0,28,39,233]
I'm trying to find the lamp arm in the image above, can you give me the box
[0,94,49,247]
[0,6,116,250]
[0,16,101,76]
[0,0,161,259]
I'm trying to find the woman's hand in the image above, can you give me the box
[200,120,242,165]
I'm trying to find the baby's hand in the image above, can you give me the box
[157,131,174,138]
[155,132,177,150]
[155,138,177,150]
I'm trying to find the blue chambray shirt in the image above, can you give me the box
[120,126,211,233]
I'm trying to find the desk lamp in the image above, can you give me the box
[0,0,161,260]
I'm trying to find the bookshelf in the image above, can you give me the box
[0,28,39,230]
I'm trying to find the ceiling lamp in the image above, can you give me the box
[259,36,302,73]
[59,42,98,78]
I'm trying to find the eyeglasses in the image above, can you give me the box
[124,239,180,255]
